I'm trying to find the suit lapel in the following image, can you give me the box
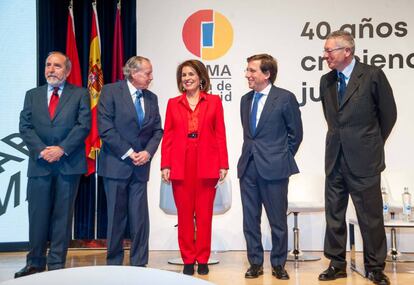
[141,89,153,127]
[52,84,72,120]
[340,61,363,109]
[197,93,208,136]
[325,71,339,112]
[254,86,279,135]
[38,85,49,119]
[120,80,140,128]
[244,91,254,136]
[177,94,189,134]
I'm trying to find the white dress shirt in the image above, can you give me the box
[251,83,271,128]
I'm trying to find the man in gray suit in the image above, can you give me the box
[16,51,91,278]
[238,54,303,280]
[318,31,397,285]
[98,56,163,266]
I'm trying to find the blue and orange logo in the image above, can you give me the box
[182,10,233,60]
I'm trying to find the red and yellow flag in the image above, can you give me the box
[85,1,103,176]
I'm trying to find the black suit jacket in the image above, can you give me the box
[19,83,91,177]
[320,60,397,177]
[237,85,303,180]
[98,80,163,181]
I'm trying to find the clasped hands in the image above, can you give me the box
[40,146,64,163]
[129,150,151,166]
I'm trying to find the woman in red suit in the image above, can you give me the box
[161,59,229,275]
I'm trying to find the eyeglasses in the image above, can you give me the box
[323,47,345,54]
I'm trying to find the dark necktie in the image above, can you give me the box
[338,72,346,106]
[49,87,59,119]
[250,92,264,135]
[135,90,144,128]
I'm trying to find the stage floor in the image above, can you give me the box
[0,250,413,284]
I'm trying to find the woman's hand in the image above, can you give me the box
[219,169,228,181]
[161,168,171,184]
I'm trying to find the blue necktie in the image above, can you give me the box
[338,72,346,106]
[135,90,144,128]
[250,92,263,135]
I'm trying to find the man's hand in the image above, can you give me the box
[40,146,64,163]
[129,150,151,166]
[135,150,151,166]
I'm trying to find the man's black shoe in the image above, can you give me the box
[183,263,195,275]
[245,264,263,279]
[197,263,209,275]
[367,270,390,285]
[318,266,347,281]
[14,265,45,278]
[272,265,290,280]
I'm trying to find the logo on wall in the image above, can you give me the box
[182,10,233,60]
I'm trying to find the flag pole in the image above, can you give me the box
[94,149,99,239]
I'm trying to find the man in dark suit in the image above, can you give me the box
[16,51,91,278]
[318,31,397,285]
[98,56,163,266]
[238,54,303,280]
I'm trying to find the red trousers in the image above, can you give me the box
[172,139,217,264]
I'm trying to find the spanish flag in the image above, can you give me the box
[85,1,103,176]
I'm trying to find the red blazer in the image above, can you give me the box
[161,92,228,180]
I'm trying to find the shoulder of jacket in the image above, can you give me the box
[66,83,88,94]
[241,90,253,99]
[27,85,43,94]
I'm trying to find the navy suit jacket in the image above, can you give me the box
[19,83,91,177]
[98,80,163,181]
[320,60,397,177]
[237,85,303,180]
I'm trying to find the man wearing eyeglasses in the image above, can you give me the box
[319,30,396,285]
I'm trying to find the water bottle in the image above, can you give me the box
[381,187,390,222]
[402,187,412,222]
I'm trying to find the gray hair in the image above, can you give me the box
[326,30,355,55]
[123,56,150,79]
[46,51,72,71]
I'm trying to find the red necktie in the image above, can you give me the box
[49,87,59,118]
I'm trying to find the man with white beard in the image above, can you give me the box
[16,51,91,278]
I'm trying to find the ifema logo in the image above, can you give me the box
[182,10,233,60]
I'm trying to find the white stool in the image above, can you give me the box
[286,173,325,262]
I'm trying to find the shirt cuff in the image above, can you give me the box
[122,148,134,160]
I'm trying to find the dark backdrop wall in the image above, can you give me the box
[37,0,137,239]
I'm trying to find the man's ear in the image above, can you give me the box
[264,71,270,80]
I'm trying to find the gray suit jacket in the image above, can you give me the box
[98,80,163,181]
[320,60,397,177]
[237,85,303,180]
[19,83,91,177]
